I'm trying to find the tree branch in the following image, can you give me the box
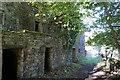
[102,2,120,50]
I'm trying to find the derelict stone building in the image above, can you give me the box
[0,2,69,79]
[1,30,67,79]
[0,2,85,79]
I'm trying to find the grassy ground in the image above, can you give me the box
[77,54,100,64]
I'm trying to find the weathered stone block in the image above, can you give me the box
[1,30,67,79]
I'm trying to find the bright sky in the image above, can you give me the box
[80,6,106,42]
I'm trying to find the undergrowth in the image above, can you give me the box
[77,54,100,64]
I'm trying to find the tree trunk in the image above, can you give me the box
[103,2,120,51]
[38,3,43,33]
[118,49,120,60]
[119,49,120,54]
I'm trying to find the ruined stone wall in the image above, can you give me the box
[2,2,35,31]
[73,32,85,57]
[2,30,67,78]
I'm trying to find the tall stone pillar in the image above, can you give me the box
[0,2,3,80]
[118,49,120,60]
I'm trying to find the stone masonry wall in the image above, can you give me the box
[73,32,85,57]
[2,30,67,78]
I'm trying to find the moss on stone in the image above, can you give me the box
[2,30,51,37]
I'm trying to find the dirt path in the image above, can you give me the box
[41,62,96,79]
[40,55,100,79]
[68,63,96,79]
[39,55,120,79]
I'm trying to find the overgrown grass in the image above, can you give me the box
[77,54,100,64]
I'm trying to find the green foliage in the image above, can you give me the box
[77,55,100,64]
[31,2,88,51]
[86,29,119,50]
[86,2,120,51]
[84,56,100,64]
[3,2,89,51]
[54,37,61,41]
[5,2,111,52]
[31,2,84,25]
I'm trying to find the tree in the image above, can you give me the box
[31,2,84,32]
[102,2,120,54]
[31,2,88,51]
[4,2,100,52]
[86,2,120,54]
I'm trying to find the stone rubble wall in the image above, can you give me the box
[2,30,67,78]
[73,33,85,57]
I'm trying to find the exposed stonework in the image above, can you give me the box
[2,2,35,31]
[1,30,67,79]
[0,2,86,79]
[73,32,85,57]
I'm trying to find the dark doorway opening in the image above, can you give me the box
[0,13,3,24]
[35,21,39,32]
[2,49,19,80]
[79,49,80,53]
[44,48,52,73]
[72,48,76,62]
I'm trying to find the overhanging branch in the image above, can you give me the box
[102,2,120,50]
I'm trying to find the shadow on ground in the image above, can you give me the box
[85,64,120,80]
[69,63,96,79]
